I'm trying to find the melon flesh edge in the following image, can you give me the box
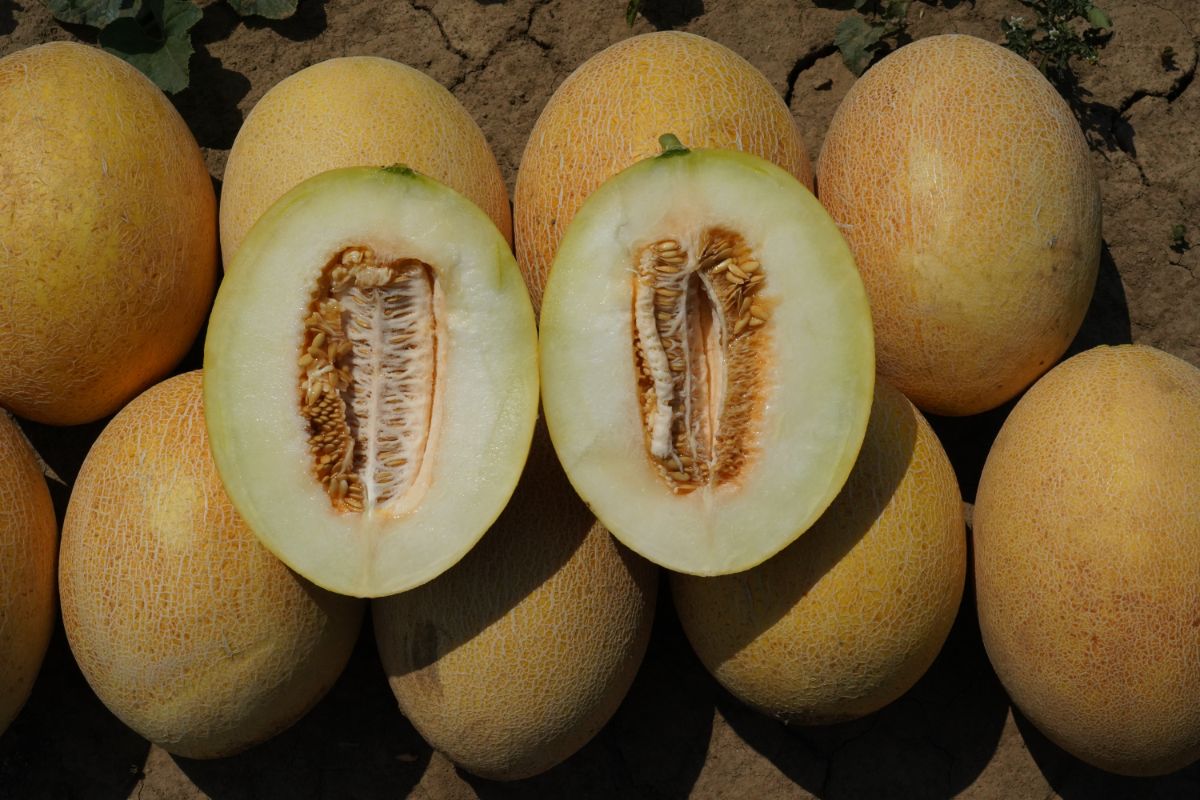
[205,169,538,598]
[540,150,874,575]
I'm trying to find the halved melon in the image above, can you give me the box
[540,139,874,575]
[205,166,538,598]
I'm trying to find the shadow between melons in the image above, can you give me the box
[1014,709,1200,800]
[378,423,593,674]
[928,241,1130,505]
[461,579,715,799]
[0,623,150,799]
[176,618,433,800]
[717,546,1009,799]
[675,383,920,664]
[169,5,253,154]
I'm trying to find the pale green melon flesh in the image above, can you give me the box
[205,167,538,598]
[540,148,874,575]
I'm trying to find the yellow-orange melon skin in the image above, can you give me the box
[817,34,1100,416]
[0,42,217,425]
[59,372,363,759]
[220,56,511,264]
[975,345,1200,776]
[672,381,964,724]
[513,31,813,311]
[0,413,57,734]
[374,428,657,780]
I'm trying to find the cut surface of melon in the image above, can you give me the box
[540,145,874,575]
[205,166,538,598]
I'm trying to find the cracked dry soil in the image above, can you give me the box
[1,1,1199,798]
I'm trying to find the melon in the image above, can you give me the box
[205,166,538,598]
[0,412,57,734]
[672,380,965,723]
[975,344,1200,776]
[220,56,510,264]
[374,427,657,780]
[514,31,813,311]
[59,371,363,759]
[817,34,1101,416]
[539,138,873,575]
[0,42,216,424]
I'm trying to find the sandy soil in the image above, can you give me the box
[1,0,1198,797]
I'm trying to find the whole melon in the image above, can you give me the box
[514,31,813,312]
[0,42,217,425]
[59,371,363,759]
[373,427,657,780]
[0,412,57,734]
[975,344,1200,776]
[672,380,964,723]
[220,56,511,264]
[817,34,1101,416]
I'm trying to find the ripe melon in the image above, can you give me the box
[539,139,873,575]
[817,34,1101,416]
[374,427,657,780]
[672,380,965,723]
[205,166,538,598]
[975,344,1200,776]
[59,371,364,759]
[220,56,510,264]
[0,412,57,734]
[0,42,217,424]
[514,31,814,311]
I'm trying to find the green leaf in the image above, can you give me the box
[852,0,870,9]
[625,0,642,27]
[40,0,138,27]
[835,15,885,76]
[226,0,298,20]
[1086,5,1112,29]
[99,0,202,94]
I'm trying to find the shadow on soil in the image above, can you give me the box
[171,5,253,153]
[462,583,715,799]
[241,0,329,42]
[635,0,706,30]
[1015,711,1200,799]
[0,1,19,37]
[720,542,1009,800]
[177,621,433,800]
[0,624,151,800]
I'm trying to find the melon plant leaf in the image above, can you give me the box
[835,15,885,76]
[99,0,202,94]
[625,0,642,26]
[225,0,298,20]
[41,0,138,27]
[1086,5,1111,29]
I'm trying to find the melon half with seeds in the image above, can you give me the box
[205,166,538,598]
[540,139,874,575]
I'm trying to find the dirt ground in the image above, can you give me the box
[2,0,1199,797]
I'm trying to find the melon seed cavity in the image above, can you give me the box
[633,228,768,493]
[300,246,440,513]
